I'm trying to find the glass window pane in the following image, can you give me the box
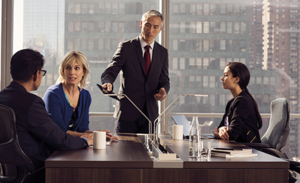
[169,0,300,159]
[13,0,159,130]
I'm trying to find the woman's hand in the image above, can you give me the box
[218,126,229,140]
[213,127,220,138]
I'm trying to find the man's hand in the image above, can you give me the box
[218,126,229,140]
[99,130,119,141]
[154,88,167,101]
[102,83,113,93]
[81,133,93,146]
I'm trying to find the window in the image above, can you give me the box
[190,4,196,15]
[220,40,226,50]
[196,22,202,33]
[227,4,233,14]
[196,3,202,15]
[203,58,209,69]
[210,4,216,15]
[9,0,300,161]
[196,58,202,69]
[234,4,240,14]
[203,4,209,15]
[179,58,185,69]
[74,3,80,14]
[203,22,209,33]
[220,22,226,32]
[263,77,269,85]
[220,4,226,14]
[220,58,226,69]
[172,57,178,69]
[234,22,240,34]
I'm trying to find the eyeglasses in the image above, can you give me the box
[34,69,47,76]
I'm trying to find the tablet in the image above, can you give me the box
[96,84,119,101]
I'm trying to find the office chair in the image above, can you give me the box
[0,104,35,183]
[243,98,290,157]
[243,98,300,183]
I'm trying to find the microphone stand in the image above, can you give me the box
[104,93,155,148]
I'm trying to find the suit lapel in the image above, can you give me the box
[134,37,146,77]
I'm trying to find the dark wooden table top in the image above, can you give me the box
[45,133,289,169]
[159,135,289,169]
[46,133,153,168]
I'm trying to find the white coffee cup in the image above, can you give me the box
[93,131,106,149]
[168,125,183,140]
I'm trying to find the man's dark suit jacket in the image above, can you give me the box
[101,37,170,123]
[218,90,261,143]
[0,82,88,170]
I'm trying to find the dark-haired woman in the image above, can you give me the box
[213,62,262,143]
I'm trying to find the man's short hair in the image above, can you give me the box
[10,49,45,82]
[141,10,164,25]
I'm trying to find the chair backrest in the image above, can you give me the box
[0,104,35,182]
[261,98,290,151]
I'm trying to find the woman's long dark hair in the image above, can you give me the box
[226,62,262,129]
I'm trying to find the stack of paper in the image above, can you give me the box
[211,148,257,158]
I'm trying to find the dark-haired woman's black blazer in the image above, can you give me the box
[217,90,261,143]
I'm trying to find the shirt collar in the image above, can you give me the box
[139,35,155,50]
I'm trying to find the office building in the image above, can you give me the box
[262,0,300,158]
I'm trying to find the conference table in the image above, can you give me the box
[45,133,289,183]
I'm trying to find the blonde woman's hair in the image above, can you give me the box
[56,51,89,88]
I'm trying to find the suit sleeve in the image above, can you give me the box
[28,97,88,150]
[77,91,91,132]
[157,48,170,93]
[101,42,126,85]
[43,89,69,133]
[227,97,249,141]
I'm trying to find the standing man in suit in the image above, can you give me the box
[101,10,170,133]
[0,49,93,178]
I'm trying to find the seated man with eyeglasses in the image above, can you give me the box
[0,49,93,182]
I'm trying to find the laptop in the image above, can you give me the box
[106,110,121,146]
[171,115,215,139]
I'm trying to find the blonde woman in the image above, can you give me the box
[43,51,116,139]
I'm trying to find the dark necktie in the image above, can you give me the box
[144,45,151,76]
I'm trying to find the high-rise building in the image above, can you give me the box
[168,0,278,113]
[262,0,300,158]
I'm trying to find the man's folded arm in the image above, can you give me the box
[27,97,89,150]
